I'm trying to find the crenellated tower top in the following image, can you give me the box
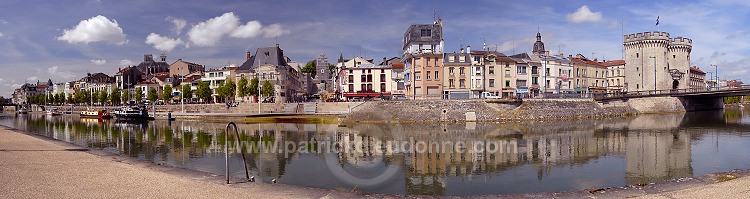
[624,31,671,43]
[669,37,692,47]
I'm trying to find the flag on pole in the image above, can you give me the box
[656,16,660,26]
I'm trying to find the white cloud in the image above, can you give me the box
[11,84,22,89]
[231,21,263,38]
[188,12,240,47]
[47,66,76,80]
[188,12,289,47]
[91,59,106,65]
[119,59,133,67]
[57,15,128,45]
[167,17,187,35]
[262,24,290,38]
[566,5,605,23]
[26,76,38,82]
[0,32,4,38]
[145,33,183,52]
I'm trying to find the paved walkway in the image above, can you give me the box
[631,177,750,199]
[1,125,750,198]
[0,126,356,199]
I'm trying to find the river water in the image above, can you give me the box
[2,109,750,196]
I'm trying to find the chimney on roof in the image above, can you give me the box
[467,45,471,53]
[383,57,387,65]
[438,18,442,26]
[246,52,251,60]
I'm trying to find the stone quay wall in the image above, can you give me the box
[41,101,364,115]
[626,97,686,113]
[496,99,637,120]
[345,98,639,123]
[345,100,520,123]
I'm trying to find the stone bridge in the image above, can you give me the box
[595,86,750,111]
[0,103,20,112]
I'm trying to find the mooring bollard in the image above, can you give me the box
[225,122,251,184]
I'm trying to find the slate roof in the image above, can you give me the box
[239,45,288,70]
[403,23,442,49]
[509,53,531,60]
[135,54,170,74]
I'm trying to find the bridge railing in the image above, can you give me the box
[595,85,748,100]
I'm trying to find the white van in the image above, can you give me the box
[481,92,501,99]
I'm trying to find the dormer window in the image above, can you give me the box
[264,52,270,56]
[420,29,431,37]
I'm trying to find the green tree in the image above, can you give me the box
[90,91,98,105]
[147,87,158,102]
[162,85,173,104]
[195,81,211,103]
[59,93,66,104]
[301,60,316,78]
[134,87,143,103]
[180,84,193,101]
[249,77,259,96]
[47,93,54,104]
[111,88,121,105]
[216,81,227,100]
[261,81,274,99]
[122,89,130,104]
[225,78,236,100]
[329,64,335,73]
[53,93,61,104]
[238,76,248,97]
[75,91,91,105]
[99,90,108,105]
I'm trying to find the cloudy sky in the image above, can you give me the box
[1,0,748,97]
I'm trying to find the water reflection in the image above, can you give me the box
[2,109,750,196]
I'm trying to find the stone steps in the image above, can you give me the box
[303,102,317,114]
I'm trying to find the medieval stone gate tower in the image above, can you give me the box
[624,31,692,92]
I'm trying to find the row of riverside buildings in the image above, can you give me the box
[398,18,729,100]
[12,18,737,104]
[12,46,313,105]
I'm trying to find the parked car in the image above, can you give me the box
[392,95,408,100]
[262,97,275,103]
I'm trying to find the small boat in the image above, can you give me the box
[46,108,62,116]
[112,106,153,120]
[80,117,106,124]
[80,109,112,119]
[16,108,28,114]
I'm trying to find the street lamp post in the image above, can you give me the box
[543,55,547,97]
[257,73,261,114]
[649,56,657,92]
[711,64,718,88]
[706,72,713,89]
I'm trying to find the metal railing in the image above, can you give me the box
[225,122,251,184]
[595,85,750,100]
